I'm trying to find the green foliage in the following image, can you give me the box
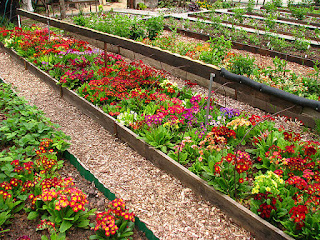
[315,119,320,135]
[73,14,87,27]
[137,2,147,10]
[268,36,290,52]
[0,84,70,154]
[0,195,23,227]
[72,12,164,41]
[145,16,164,40]
[290,6,309,20]
[139,125,175,153]
[265,13,277,30]
[228,54,257,76]
[264,2,277,13]
[199,36,232,66]
[271,0,282,7]
[246,0,255,13]
[294,37,310,51]
[233,8,246,24]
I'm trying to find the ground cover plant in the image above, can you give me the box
[192,10,320,42]
[1,25,320,239]
[163,16,320,60]
[0,82,136,239]
[73,11,164,41]
[68,11,320,101]
[253,3,320,24]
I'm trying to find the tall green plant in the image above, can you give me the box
[145,16,164,40]
[199,36,232,66]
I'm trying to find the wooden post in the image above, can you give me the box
[17,15,21,28]
[205,73,215,127]
[47,20,50,41]
[104,42,108,68]
[59,0,67,19]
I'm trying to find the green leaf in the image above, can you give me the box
[4,132,17,140]
[17,194,28,201]
[77,219,90,228]
[59,220,72,233]
[119,231,134,237]
[118,220,128,232]
[65,207,74,218]
[41,235,49,240]
[0,157,13,162]
[27,211,39,220]
[160,145,167,153]
[0,211,11,225]
[89,235,99,240]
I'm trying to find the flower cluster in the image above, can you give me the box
[220,107,241,118]
[289,205,308,230]
[40,186,88,212]
[11,159,34,174]
[235,151,252,174]
[226,117,251,130]
[35,139,54,155]
[254,192,279,219]
[93,199,135,238]
[0,190,12,200]
[252,171,285,195]
[249,114,274,126]
[283,131,301,142]
[36,219,56,232]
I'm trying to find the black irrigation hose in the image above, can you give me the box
[220,68,320,112]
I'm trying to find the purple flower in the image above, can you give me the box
[220,107,240,118]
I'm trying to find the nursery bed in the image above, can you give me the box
[0,31,297,240]
[162,25,319,68]
[0,48,254,239]
[15,10,320,128]
[188,12,320,42]
[246,9,320,26]
[163,16,320,65]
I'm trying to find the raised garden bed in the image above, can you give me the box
[163,16,320,62]
[15,10,320,127]
[249,8,320,26]
[62,10,320,104]
[162,25,319,68]
[19,10,319,126]
[188,11,320,42]
[2,23,320,240]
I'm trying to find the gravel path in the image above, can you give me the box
[0,49,254,239]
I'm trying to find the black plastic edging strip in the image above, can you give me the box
[62,151,159,240]
[0,43,295,240]
[0,77,158,240]
[220,68,320,111]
